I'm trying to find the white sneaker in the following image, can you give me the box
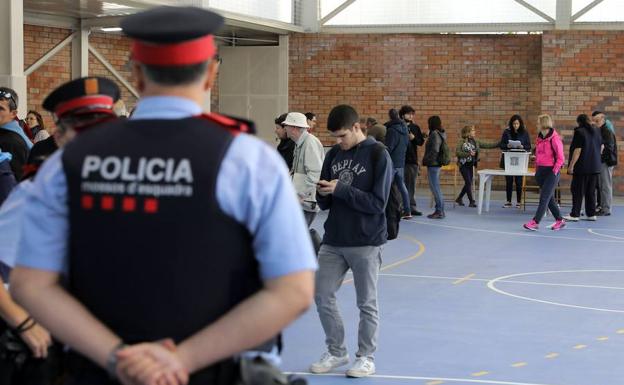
[310,352,349,374]
[585,216,597,221]
[346,356,376,378]
[563,215,579,222]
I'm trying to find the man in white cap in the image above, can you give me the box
[284,112,325,226]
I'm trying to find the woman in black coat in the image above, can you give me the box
[565,114,602,221]
[499,114,531,208]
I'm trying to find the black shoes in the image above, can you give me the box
[455,197,465,206]
[596,210,611,216]
[427,211,445,219]
[411,209,423,216]
[468,201,477,207]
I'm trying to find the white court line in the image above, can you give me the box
[487,270,624,313]
[588,229,624,240]
[286,372,560,385]
[406,221,624,243]
[379,273,624,290]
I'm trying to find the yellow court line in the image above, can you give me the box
[545,353,559,359]
[453,273,476,285]
[471,371,490,377]
[616,329,624,334]
[573,344,587,350]
[426,381,445,385]
[343,235,425,285]
[511,362,527,368]
[597,336,609,341]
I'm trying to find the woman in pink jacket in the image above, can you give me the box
[523,114,566,231]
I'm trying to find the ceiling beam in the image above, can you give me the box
[24,11,79,29]
[571,21,624,30]
[81,10,303,34]
[321,0,357,25]
[321,22,553,34]
[512,0,555,23]
[571,0,605,21]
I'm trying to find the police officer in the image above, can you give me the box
[10,6,316,385]
[0,77,120,385]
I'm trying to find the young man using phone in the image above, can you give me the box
[312,104,393,378]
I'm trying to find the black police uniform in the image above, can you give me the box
[61,7,276,385]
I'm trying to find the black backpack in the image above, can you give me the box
[372,143,401,240]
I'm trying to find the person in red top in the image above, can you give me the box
[523,114,565,231]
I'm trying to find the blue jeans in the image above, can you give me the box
[393,168,411,214]
[427,166,444,213]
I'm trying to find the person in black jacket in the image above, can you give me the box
[275,113,295,170]
[385,109,411,219]
[565,114,602,221]
[422,116,446,219]
[593,111,616,216]
[0,88,30,181]
[499,114,531,208]
[400,105,425,216]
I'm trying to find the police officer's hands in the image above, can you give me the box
[20,323,52,359]
[116,340,189,385]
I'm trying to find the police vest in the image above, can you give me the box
[62,116,272,381]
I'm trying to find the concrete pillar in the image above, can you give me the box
[556,0,573,30]
[0,0,27,117]
[300,0,320,32]
[72,23,89,79]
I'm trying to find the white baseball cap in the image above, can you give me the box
[282,112,310,128]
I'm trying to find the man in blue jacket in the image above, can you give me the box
[385,108,411,219]
[312,104,393,378]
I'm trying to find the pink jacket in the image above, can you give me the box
[535,128,565,174]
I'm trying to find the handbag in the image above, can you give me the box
[0,316,38,369]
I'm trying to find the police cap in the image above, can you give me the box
[121,6,224,66]
[42,77,120,118]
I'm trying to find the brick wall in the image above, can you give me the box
[289,33,543,188]
[542,30,624,193]
[20,26,624,193]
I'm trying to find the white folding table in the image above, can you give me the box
[476,169,535,215]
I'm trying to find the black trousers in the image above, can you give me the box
[505,175,523,203]
[404,163,419,210]
[570,173,598,217]
[457,164,474,202]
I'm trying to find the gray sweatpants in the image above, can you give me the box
[314,244,382,359]
[599,163,614,214]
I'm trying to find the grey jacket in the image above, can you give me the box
[292,131,325,212]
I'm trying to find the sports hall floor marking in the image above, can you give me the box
[426,381,445,385]
[588,228,624,240]
[544,353,559,359]
[597,336,609,341]
[511,362,527,368]
[572,344,587,350]
[471,371,490,377]
[286,372,558,385]
[453,273,475,285]
[379,273,624,291]
[343,236,425,285]
[406,221,624,243]
[487,270,624,313]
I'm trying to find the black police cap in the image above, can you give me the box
[120,6,224,44]
[42,77,121,116]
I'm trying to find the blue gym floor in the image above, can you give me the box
[281,198,624,385]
